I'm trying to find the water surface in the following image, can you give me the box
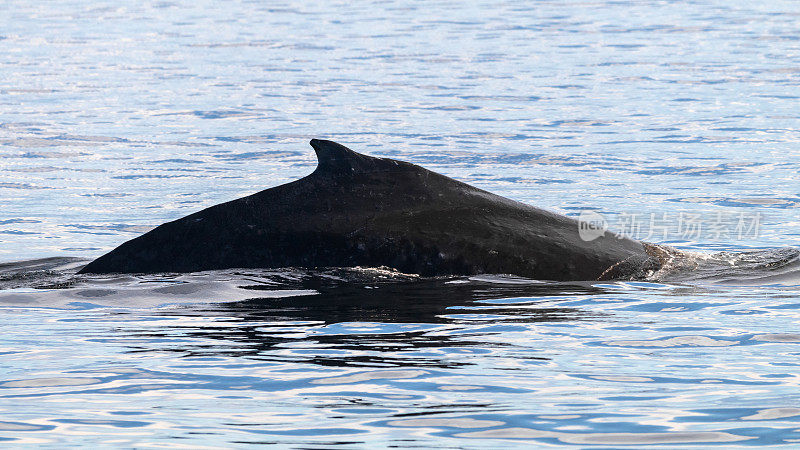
[1,0,799,447]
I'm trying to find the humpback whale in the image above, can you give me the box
[78,139,661,280]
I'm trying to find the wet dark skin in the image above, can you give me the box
[79,139,660,280]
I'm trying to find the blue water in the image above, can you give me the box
[2,0,800,447]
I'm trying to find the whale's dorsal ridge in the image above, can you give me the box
[310,139,390,176]
[78,138,658,279]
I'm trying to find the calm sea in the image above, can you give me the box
[1,0,799,447]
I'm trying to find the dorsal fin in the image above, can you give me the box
[310,139,386,175]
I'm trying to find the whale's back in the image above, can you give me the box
[79,140,654,280]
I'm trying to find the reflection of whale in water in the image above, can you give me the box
[103,270,601,367]
[78,139,663,281]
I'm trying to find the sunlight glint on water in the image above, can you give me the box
[1,0,800,447]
